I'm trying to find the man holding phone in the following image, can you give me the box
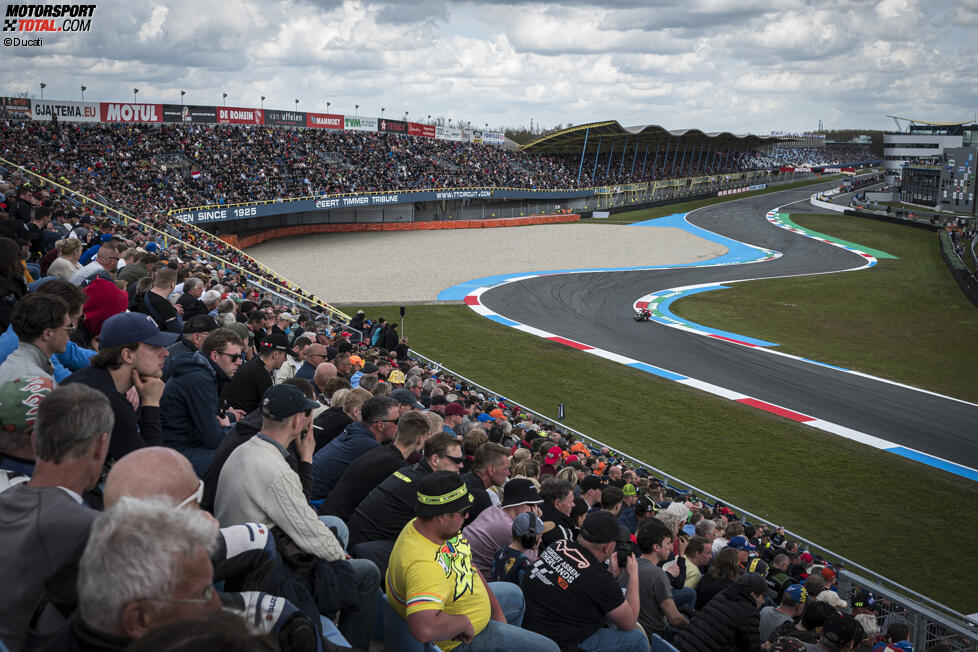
[521,509,650,652]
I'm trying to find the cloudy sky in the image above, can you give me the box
[3,0,976,135]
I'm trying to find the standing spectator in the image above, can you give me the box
[61,312,176,464]
[0,293,71,385]
[674,572,767,652]
[521,510,648,652]
[0,384,113,651]
[384,471,559,652]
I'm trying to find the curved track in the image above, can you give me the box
[478,182,978,474]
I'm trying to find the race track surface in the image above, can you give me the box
[478,183,978,474]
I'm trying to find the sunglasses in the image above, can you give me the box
[176,478,205,509]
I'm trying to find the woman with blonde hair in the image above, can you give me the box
[47,238,84,280]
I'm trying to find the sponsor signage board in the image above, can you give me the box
[407,122,435,138]
[100,102,162,123]
[161,104,217,123]
[306,113,344,129]
[344,116,377,131]
[217,107,264,125]
[264,109,306,126]
[31,100,99,122]
[378,118,407,134]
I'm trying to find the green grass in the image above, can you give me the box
[342,302,978,613]
[673,212,978,403]
[594,175,841,223]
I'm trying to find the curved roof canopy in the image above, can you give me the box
[521,120,780,154]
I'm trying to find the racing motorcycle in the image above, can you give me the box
[634,308,652,321]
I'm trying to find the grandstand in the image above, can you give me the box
[4,95,973,652]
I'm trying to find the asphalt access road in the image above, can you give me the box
[479,181,978,470]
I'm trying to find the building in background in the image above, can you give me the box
[884,117,977,184]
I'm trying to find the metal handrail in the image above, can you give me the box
[406,349,978,631]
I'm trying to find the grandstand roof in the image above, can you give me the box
[520,121,780,154]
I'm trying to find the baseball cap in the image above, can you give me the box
[183,314,219,334]
[512,512,551,537]
[782,584,808,605]
[579,510,620,544]
[226,322,251,342]
[728,535,756,551]
[260,384,319,421]
[444,402,465,416]
[737,571,768,596]
[821,613,860,646]
[415,470,474,517]
[745,557,769,576]
[391,388,424,409]
[0,377,54,432]
[851,588,876,611]
[821,567,837,583]
[543,445,562,466]
[799,551,814,564]
[144,241,158,252]
[260,332,289,351]
[100,312,180,348]
[622,483,637,496]
[349,355,363,366]
[475,413,493,423]
[489,408,505,420]
[501,478,543,508]
[278,312,296,323]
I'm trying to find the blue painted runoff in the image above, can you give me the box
[437,213,774,300]
[885,447,978,483]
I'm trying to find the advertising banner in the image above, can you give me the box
[435,126,464,141]
[161,104,217,124]
[471,130,483,145]
[378,118,407,134]
[31,100,99,122]
[344,116,377,132]
[0,97,31,120]
[482,131,505,145]
[100,102,163,123]
[217,106,264,125]
[407,122,435,138]
[264,109,306,127]
[305,113,344,129]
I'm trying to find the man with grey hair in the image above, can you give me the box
[0,384,113,651]
[200,289,222,316]
[695,518,716,541]
[177,277,208,320]
[50,496,222,648]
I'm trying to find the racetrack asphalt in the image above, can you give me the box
[477,182,978,473]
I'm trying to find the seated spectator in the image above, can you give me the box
[538,477,577,547]
[311,362,339,404]
[766,600,835,644]
[759,584,808,642]
[601,484,624,516]
[682,535,713,590]
[695,547,742,610]
[213,383,379,650]
[46,496,221,650]
[522,510,647,652]
[346,432,463,571]
[137,269,183,335]
[766,553,794,604]
[674,572,767,652]
[871,621,912,652]
[808,612,863,652]
[461,441,511,525]
[310,394,398,499]
[159,328,245,476]
[0,238,28,332]
[489,511,549,585]
[61,312,176,464]
[176,277,208,320]
[69,239,123,286]
[318,409,428,521]
[619,482,639,532]
[0,376,54,485]
[275,335,310,385]
[46,238,83,281]
[163,314,219,378]
[462,477,543,575]
[0,384,112,651]
[626,518,689,641]
[311,383,357,449]
[0,293,71,385]
[115,249,152,288]
[385,470,559,652]
[222,331,288,413]
[295,343,326,381]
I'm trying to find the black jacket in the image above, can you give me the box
[0,274,27,333]
[540,501,577,548]
[675,582,762,652]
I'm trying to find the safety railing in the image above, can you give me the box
[0,158,351,323]
[406,348,978,644]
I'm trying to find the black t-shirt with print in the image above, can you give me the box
[521,539,625,648]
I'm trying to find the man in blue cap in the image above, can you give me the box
[61,312,178,465]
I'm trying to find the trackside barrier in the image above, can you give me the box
[406,349,978,646]
[225,214,582,248]
[0,158,351,324]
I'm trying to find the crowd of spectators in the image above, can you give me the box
[0,183,945,650]
[742,146,873,170]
